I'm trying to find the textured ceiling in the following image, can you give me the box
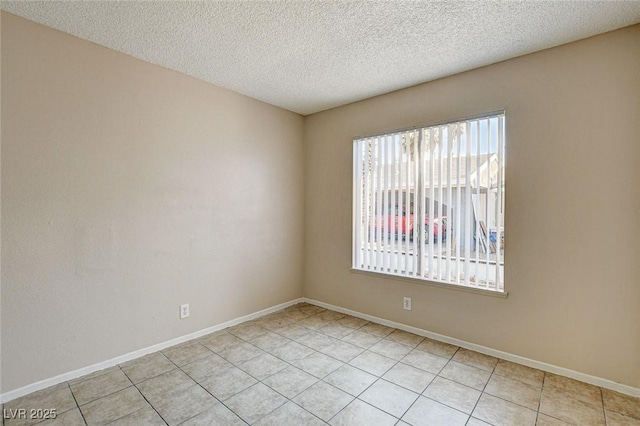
[2,1,640,115]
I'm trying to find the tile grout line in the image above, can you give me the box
[116,365,169,426]
[65,382,88,426]
[365,336,427,422]
[125,353,180,425]
[600,386,607,426]
[430,346,476,421]
[533,371,546,426]
[163,345,243,425]
[418,345,480,424]
[465,350,497,425]
[68,368,136,408]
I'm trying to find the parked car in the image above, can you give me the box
[371,206,446,243]
[424,215,447,243]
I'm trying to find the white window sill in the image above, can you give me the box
[350,268,509,299]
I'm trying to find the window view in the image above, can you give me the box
[353,112,505,292]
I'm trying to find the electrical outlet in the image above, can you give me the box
[403,297,412,311]
[180,303,190,319]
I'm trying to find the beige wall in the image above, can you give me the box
[1,13,304,393]
[304,25,640,388]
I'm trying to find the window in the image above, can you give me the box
[352,112,505,292]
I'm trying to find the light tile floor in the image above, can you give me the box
[3,303,640,425]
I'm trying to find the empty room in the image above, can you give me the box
[1,1,639,425]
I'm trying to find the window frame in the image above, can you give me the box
[352,111,506,295]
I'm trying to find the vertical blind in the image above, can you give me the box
[353,112,505,292]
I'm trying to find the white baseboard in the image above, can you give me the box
[0,298,304,403]
[3,296,638,403]
[303,297,640,398]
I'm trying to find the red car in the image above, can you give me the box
[372,206,446,243]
